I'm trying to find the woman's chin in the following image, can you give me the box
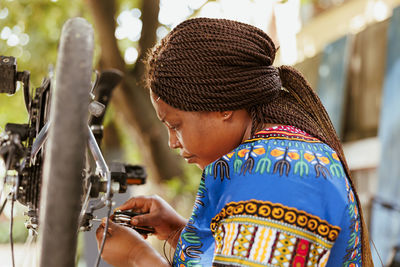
[197,161,213,171]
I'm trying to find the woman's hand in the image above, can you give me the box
[117,195,187,246]
[96,219,169,267]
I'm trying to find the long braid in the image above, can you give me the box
[249,65,373,265]
[280,66,373,266]
[146,17,373,265]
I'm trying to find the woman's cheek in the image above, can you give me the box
[176,131,184,145]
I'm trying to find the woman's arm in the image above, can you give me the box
[96,220,171,267]
[96,195,188,266]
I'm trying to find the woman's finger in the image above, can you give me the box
[130,213,155,227]
[117,195,151,211]
[96,224,105,240]
[96,220,117,240]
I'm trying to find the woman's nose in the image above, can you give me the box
[168,132,181,149]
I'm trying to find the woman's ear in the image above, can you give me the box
[220,111,234,121]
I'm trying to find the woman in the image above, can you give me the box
[96,18,373,266]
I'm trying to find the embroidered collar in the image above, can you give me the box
[245,125,321,143]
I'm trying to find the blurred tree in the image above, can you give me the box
[85,0,183,182]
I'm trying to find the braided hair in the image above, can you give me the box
[146,17,372,265]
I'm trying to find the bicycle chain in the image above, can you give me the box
[17,78,50,227]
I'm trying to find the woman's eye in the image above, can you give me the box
[165,123,178,131]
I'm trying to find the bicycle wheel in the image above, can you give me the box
[38,17,94,267]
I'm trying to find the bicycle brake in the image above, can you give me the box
[112,210,155,235]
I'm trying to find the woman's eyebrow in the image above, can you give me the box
[161,118,172,127]
[157,112,166,123]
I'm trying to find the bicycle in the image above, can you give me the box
[0,17,148,267]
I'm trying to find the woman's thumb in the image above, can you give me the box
[131,213,152,226]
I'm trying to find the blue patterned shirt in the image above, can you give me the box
[173,125,362,267]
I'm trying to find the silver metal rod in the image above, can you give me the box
[30,122,50,160]
[87,125,109,176]
[87,125,112,202]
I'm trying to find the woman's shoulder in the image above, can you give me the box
[202,124,350,220]
[200,126,359,266]
[204,125,345,181]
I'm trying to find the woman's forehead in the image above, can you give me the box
[150,90,216,122]
[151,95,179,120]
[150,90,159,102]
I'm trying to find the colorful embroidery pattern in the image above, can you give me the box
[173,176,207,266]
[211,200,341,244]
[245,125,321,144]
[211,200,339,267]
[203,126,345,182]
[343,178,362,266]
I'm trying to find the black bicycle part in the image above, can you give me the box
[89,70,123,124]
[0,56,17,94]
[15,77,51,224]
[0,55,31,111]
[110,162,146,192]
[88,163,146,199]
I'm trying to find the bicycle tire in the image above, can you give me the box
[38,17,94,267]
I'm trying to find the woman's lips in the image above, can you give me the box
[182,154,195,162]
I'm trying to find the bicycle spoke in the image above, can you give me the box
[78,181,92,231]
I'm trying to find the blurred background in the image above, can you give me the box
[1,0,400,266]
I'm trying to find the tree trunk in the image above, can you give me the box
[85,0,183,182]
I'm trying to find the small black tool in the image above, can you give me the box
[112,210,155,235]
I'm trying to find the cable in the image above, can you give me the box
[94,200,112,267]
[0,196,8,216]
[0,175,6,209]
[10,193,15,267]
[372,197,399,266]
[371,238,384,267]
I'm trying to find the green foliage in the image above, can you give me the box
[0,89,28,129]
[0,0,88,85]
[0,0,90,127]
[166,163,202,197]
[0,218,28,243]
[164,162,202,218]
[0,200,29,244]
[0,0,93,247]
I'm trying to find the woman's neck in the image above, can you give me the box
[241,122,282,143]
